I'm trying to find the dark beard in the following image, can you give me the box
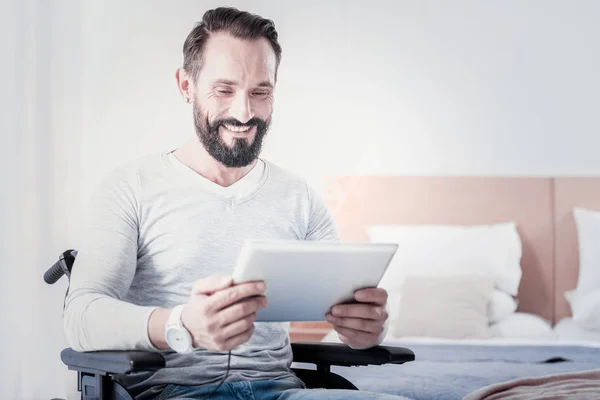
[193,104,270,168]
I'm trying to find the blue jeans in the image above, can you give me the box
[154,376,408,399]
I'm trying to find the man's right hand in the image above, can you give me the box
[180,275,268,352]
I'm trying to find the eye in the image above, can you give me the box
[253,91,269,97]
[217,89,233,95]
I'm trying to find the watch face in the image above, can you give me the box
[166,328,192,353]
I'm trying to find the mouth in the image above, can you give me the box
[222,124,256,137]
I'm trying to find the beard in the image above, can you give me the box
[193,103,270,168]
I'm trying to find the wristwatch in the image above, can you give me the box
[165,304,194,354]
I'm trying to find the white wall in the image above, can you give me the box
[1,1,84,398]
[79,0,600,198]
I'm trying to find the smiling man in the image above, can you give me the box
[178,22,275,174]
[63,7,398,400]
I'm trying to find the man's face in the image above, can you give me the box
[190,32,277,168]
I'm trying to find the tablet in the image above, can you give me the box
[231,239,398,322]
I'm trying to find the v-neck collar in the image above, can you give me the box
[162,151,268,201]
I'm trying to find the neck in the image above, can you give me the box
[172,137,257,187]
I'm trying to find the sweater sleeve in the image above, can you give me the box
[304,183,340,242]
[63,166,159,352]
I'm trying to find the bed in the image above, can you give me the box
[290,176,600,399]
[317,334,600,399]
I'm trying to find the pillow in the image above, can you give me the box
[368,222,522,296]
[490,312,556,340]
[570,207,600,296]
[488,290,519,323]
[389,289,517,325]
[390,274,494,339]
[566,290,600,331]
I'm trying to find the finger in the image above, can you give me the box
[217,314,257,342]
[335,326,375,347]
[218,325,255,352]
[354,287,388,305]
[326,314,384,335]
[217,296,268,327]
[330,304,387,320]
[192,275,233,295]
[205,281,266,314]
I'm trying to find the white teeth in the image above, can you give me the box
[224,124,251,133]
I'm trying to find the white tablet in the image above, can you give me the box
[231,239,398,322]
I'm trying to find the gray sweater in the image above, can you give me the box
[63,152,339,399]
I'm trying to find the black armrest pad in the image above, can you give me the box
[61,348,165,375]
[291,342,414,367]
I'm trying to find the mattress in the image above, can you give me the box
[293,334,600,400]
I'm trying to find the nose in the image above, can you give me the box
[229,92,254,124]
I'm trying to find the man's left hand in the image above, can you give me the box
[326,287,388,349]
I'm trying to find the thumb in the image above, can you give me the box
[191,275,233,295]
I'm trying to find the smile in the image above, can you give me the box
[223,123,252,133]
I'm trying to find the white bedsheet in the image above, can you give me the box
[554,317,600,344]
[321,311,600,348]
[322,328,600,348]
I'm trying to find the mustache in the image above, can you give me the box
[213,117,268,128]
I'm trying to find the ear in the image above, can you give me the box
[175,68,193,103]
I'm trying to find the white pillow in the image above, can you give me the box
[368,222,523,296]
[490,312,556,340]
[488,290,519,323]
[386,288,517,328]
[571,207,600,296]
[566,290,600,331]
[388,288,519,324]
[391,274,494,339]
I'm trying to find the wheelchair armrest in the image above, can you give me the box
[291,342,415,368]
[61,347,165,376]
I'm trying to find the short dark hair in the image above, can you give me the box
[182,7,282,81]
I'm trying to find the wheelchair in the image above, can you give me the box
[45,249,415,400]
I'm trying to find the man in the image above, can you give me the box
[64,7,399,400]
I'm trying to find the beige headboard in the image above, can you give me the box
[553,178,600,322]
[323,176,556,323]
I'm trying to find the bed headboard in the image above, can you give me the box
[323,176,556,323]
[553,178,600,322]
